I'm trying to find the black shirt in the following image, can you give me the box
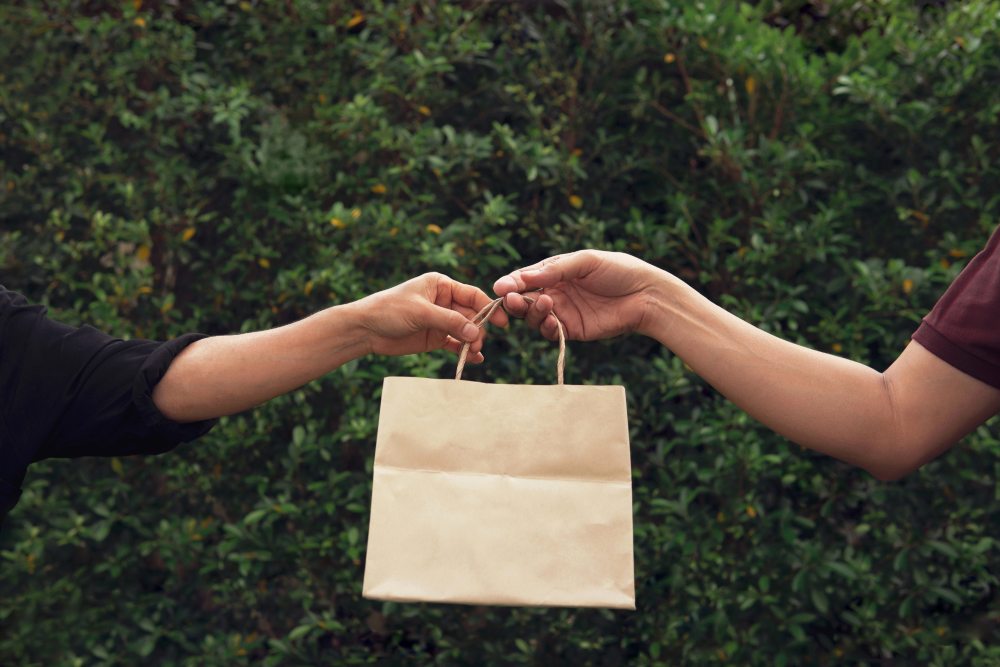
[0,286,216,520]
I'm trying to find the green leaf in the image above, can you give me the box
[244,509,268,526]
[926,540,959,559]
[811,588,829,614]
[824,561,856,580]
[135,635,157,658]
[929,586,963,606]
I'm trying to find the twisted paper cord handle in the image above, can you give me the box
[455,295,566,384]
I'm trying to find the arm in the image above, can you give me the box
[153,273,506,422]
[495,251,1000,480]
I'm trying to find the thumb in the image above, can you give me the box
[425,304,481,343]
[493,251,597,295]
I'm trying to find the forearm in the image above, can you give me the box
[643,271,900,478]
[152,302,369,422]
[498,250,998,478]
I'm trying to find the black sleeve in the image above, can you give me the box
[0,286,217,517]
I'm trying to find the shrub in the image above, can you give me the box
[2,1,1000,664]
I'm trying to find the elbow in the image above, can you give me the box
[863,434,933,482]
[861,370,966,481]
[151,381,186,422]
[867,462,914,482]
[864,372,920,482]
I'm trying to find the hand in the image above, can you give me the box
[354,272,507,361]
[493,250,661,341]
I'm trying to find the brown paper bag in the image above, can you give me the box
[362,297,635,609]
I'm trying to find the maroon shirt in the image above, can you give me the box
[912,227,1000,389]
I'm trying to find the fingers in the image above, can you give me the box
[500,293,560,341]
[493,251,598,296]
[488,303,509,329]
[524,294,554,330]
[492,257,552,294]
[502,292,554,327]
[442,336,485,363]
[502,291,529,316]
[441,275,491,310]
[431,273,509,328]
[425,303,481,344]
[540,314,561,341]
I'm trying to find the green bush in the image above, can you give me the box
[3,1,1000,664]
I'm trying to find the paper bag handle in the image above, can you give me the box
[455,295,566,384]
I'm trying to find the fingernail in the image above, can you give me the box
[461,322,478,341]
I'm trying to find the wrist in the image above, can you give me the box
[636,267,686,341]
[315,300,374,362]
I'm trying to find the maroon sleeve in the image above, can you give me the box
[912,226,1000,389]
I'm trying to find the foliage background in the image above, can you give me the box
[2,0,1000,664]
